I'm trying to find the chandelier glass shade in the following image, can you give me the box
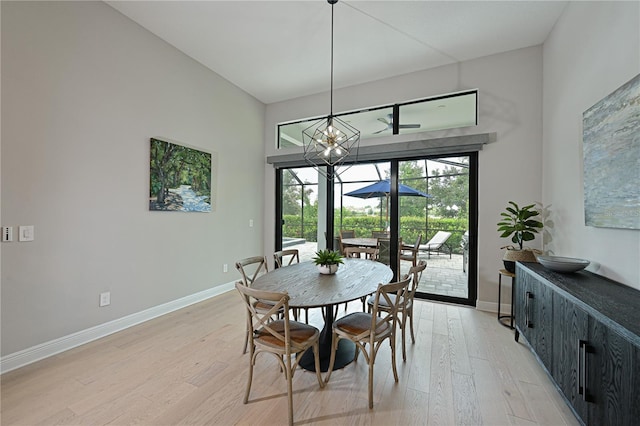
[302,0,360,179]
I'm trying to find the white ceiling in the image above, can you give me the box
[106,0,568,104]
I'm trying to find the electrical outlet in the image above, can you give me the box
[99,292,111,307]
[249,219,254,228]
[223,264,228,273]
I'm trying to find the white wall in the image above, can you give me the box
[543,1,640,288]
[264,45,544,308]
[1,1,265,357]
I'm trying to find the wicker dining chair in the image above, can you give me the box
[325,276,411,409]
[367,260,426,361]
[234,282,324,426]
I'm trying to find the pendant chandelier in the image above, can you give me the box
[302,0,360,179]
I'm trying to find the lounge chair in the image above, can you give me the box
[419,231,452,258]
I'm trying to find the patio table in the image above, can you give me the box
[340,237,378,248]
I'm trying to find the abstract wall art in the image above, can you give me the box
[583,74,639,229]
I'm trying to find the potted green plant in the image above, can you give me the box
[497,201,544,272]
[312,249,344,275]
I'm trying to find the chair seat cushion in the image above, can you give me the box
[333,312,390,335]
[255,320,319,348]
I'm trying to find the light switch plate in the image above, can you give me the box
[19,226,34,242]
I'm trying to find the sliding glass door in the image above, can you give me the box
[277,167,323,262]
[398,156,475,304]
[276,152,477,306]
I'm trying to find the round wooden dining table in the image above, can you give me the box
[252,258,393,372]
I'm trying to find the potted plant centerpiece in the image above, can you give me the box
[497,201,544,273]
[313,249,344,275]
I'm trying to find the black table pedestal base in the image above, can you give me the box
[298,339,355,372]
[298,305,357,372]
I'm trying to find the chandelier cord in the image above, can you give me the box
[330,1,334,117]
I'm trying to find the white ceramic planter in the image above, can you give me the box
[317,264,339,275]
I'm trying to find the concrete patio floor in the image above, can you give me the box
[290,241,468,299]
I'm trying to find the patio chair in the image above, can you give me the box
[399,234,422,267]
[371,230,389,238]
[234,282,324,426]
[419,231,452,258]
[375,237,402,272]
[325,277,411,409]
[338,229,356,254]
[344,246,378,260]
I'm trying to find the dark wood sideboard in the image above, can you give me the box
[514,262,640,426]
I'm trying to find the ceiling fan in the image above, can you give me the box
[373,114,421,134]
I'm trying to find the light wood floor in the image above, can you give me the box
[1,291,579,425]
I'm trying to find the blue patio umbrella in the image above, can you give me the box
[345,179,431,225]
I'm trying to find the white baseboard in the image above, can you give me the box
[1,282,235,374]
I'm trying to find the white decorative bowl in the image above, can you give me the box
[317,264,339,275]
[537,255,590,273]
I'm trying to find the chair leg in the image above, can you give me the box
[354,341,363,362]
[313,342,324,388]
[244,351,255,403]
[409,306,416,344]
[390,333,399,383]
[401,313,407,362]
[368,357,375,409]
[243,328,249,354]
[324,332,338,383]
[285,359,294,426]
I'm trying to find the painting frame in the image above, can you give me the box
[149,138,216,212]
[582,74,640,230]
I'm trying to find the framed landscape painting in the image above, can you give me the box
[583,74,640,229]
[149,138,213,212]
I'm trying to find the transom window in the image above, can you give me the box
[277,90,477,149]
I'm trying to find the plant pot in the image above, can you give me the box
[317,264,339,275]
[502,248,540,273]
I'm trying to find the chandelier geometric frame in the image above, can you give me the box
[302,0,360,179]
